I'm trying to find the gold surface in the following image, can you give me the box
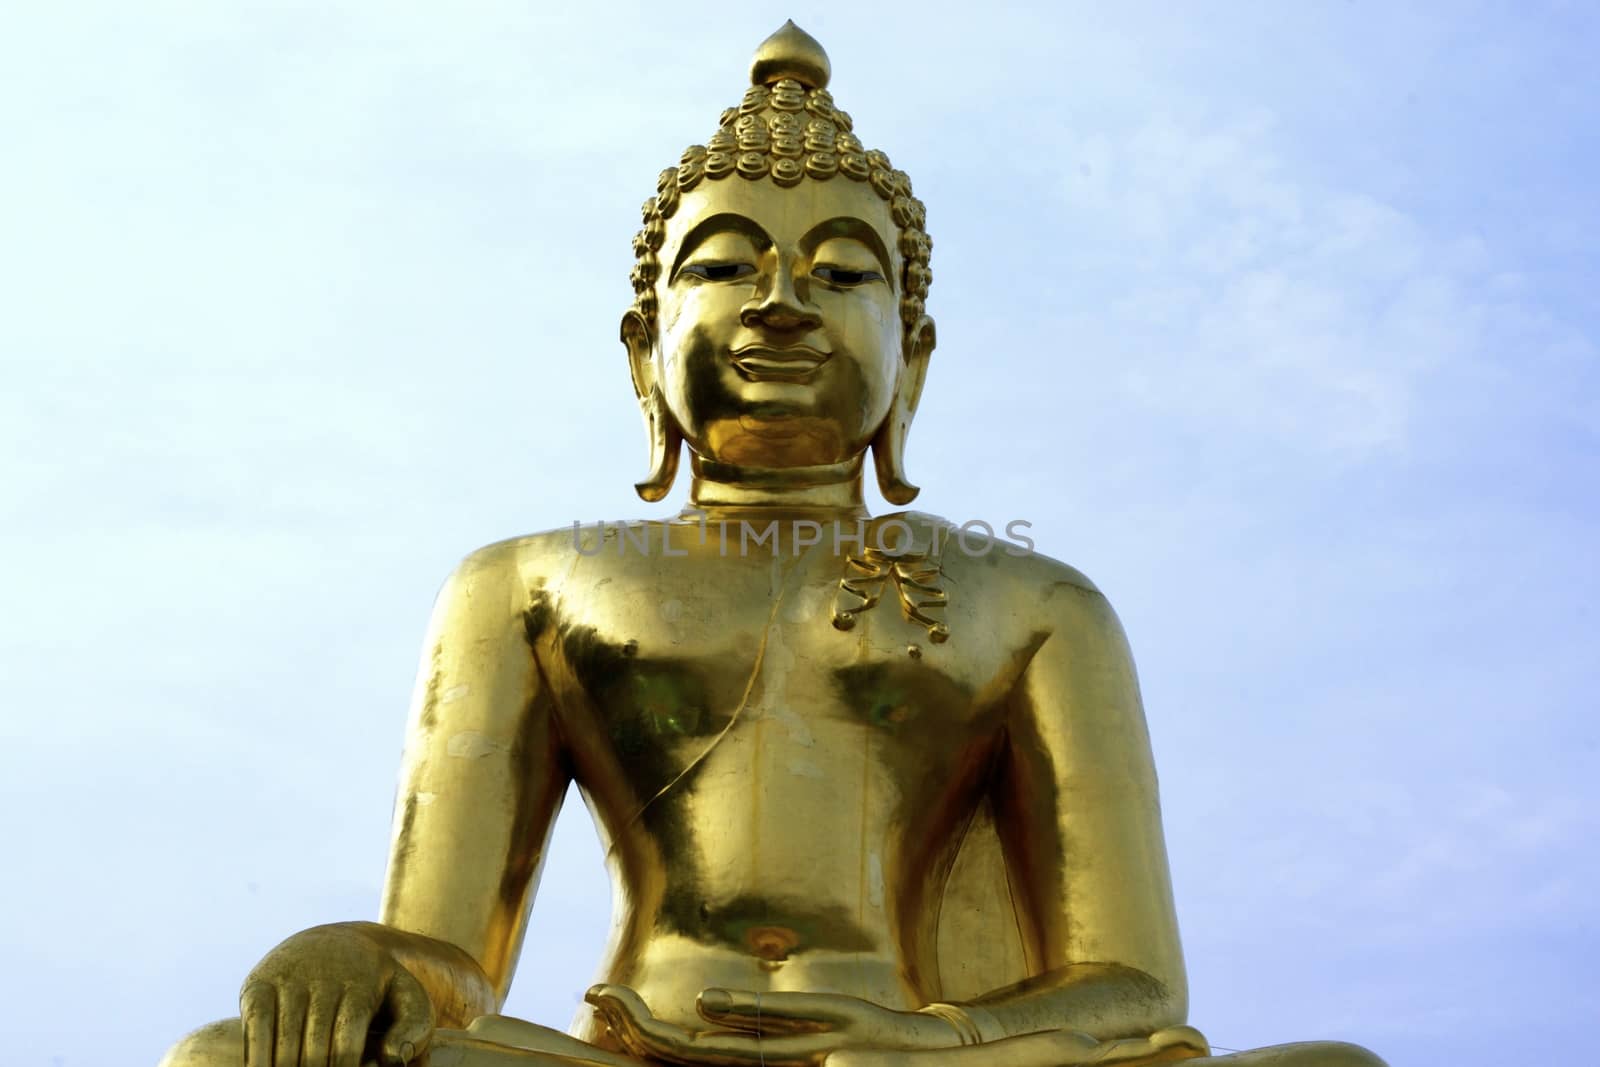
[160,24,1385,1067]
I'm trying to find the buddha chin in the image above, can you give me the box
[708,412,848,469]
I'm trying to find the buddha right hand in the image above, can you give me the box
[239,922,435,1067]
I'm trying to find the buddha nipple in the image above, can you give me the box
[750,19,831,90]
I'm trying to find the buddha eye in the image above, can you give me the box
[813,266,882,287]
[682,262,756,282]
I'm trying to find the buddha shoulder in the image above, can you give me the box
[435,520,693,604]
[928,517,1123,640]
[441,527,578,586]
[442,519,698,577]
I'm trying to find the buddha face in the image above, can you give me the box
[643,177,908,469]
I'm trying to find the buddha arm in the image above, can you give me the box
[376,541,572,1022]
[966,578,1189,1042]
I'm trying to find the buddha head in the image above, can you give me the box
[622,21,935,505]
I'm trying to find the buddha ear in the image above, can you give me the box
[872,314,935,506]
[621,309,681,502]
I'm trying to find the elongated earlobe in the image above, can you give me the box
[872,423,919,506]
[635,403,682,502]
[621,311,681,502]
[872,316,936,505]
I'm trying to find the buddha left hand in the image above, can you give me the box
[586,984,959,1066]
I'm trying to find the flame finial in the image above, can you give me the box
[749,20,831,90]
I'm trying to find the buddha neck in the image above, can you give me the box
[687,454,869,516]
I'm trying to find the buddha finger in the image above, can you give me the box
[587,986,816,1066]
[585,994,713,1063]
[585,986,653,1034]
[273,984,309,1067]
[698,989,856,1034]
[823,1052,916,1067]
[302,982,342,1067]
[331,990,381,1067]
[379,967,434,1065]
[682,1031,836,1067]
[239,982,275,1067]
[583,989,663,1060]
[617,1015,831,1067]
[597,1012,665,1062]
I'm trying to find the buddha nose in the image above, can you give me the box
[742,264,820,332]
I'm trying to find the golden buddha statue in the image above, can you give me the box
[162,23,1386,1067]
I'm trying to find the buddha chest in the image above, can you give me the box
[534,520,1023,842]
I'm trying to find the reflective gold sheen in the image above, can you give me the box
[162,23,1386,1067]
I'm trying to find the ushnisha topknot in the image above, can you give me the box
[630,21,932,342]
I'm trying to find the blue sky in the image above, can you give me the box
[2,4,1595,1066]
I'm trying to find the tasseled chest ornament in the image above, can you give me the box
[831,513,952,644]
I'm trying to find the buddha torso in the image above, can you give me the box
[507,515,1072,1041]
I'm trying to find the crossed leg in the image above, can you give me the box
[823,1029,1386,1067]
[157,1016,638,1067]
[161,1017,1384,1067]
